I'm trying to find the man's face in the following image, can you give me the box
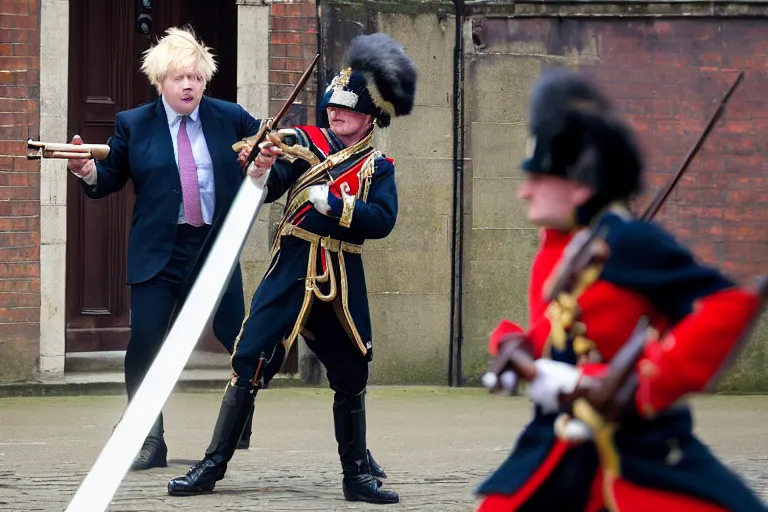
[326,106,372,139]
[159,67,205,115]
[517,174,593,229]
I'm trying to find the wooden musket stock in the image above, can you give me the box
[27,139,111,161]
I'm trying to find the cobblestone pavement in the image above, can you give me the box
[0,388,766,511]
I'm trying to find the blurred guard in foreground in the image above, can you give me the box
[476,67,767,512]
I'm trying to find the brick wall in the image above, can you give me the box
[581,20,768,282]
[269,0,319,128]
[0,0,40,380]
[472,17,767,283]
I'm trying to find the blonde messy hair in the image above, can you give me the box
[140,26,217,91]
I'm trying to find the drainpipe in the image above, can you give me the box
[448,0,465,387]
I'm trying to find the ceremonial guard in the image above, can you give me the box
[167,33,417,504]
[477,68,767,511]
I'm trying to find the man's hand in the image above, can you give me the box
[244,139,282,180]
[67,135,96,178]
[482,329,534,395]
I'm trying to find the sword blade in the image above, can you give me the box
[64,174,270,512]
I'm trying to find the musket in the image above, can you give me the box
[26,139,111,160]
[641,71,744,220]
[65,55,320,512]
[486,71,749,412]
[492,273,768,428]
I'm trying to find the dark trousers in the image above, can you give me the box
[234,292,369,396]
[126,224,238,409]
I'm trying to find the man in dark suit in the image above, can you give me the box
[67,27,263,470]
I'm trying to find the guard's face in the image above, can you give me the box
[159,67,205,115]
[327,107,372,140]
[518,174,593,229]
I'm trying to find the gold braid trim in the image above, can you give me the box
[337,249,368,356]
[292,130,373,194]
[363,72,396,117]
[277,224,366,357]
[571,398,625,512]
[339,151,379,228]
[572,398,621,477]
[339,189,356,228]
[359,152,378,202]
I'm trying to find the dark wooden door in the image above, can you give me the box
[65,0,237,352]
[66,0,153,352]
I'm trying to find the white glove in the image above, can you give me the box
[525,359,581,414]
[482,370,518,394]
[308,183,330,215]
[554,413,594,443]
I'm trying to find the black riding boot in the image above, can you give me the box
[236,404,255,450]
[367,448,387,479]
[334,390,399,504]
[167,379,257,496]
[234,343,284,451]
[131,412,167,470]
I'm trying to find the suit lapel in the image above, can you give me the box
[199,96,227,219]
[148,98,180,188]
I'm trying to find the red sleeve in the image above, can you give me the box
[527,315,552,358]
[527,229,572,356]
[635,286,763,418]
[529,229,573,321]
[577,281,666,362]
[487,319,524,356]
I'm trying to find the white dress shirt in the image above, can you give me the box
[162,96,215,225]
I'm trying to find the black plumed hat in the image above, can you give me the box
[321,32,417,128]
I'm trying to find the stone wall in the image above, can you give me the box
[0,0,41,380]
[313,1,768,389]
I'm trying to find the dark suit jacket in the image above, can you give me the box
[81,95,262,284]
[80,96,262,346]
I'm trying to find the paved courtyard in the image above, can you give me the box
[1,387,767,511]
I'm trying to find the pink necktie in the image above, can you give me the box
[177,116,204,227]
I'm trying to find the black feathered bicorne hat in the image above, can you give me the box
[321,32,417,128]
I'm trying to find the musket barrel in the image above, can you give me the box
[27,139,111,160]
[44,150,100,159]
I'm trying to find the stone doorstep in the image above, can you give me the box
[65,350,234,373]
[0,351,307,398]
[0,371,308,398]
